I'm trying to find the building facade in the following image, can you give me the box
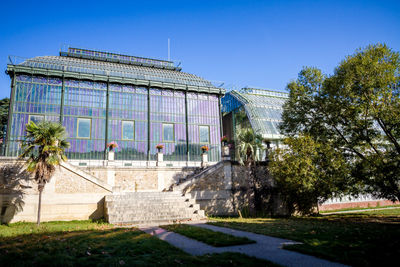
[5,47,224,164]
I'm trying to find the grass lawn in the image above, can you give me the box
[0,220,275,266]
[209,211,400,267]
[320,204,400,213]
[161,224,255,247]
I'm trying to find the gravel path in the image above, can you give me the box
[141,223,348,267]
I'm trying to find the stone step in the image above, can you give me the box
[105,202,198,209]
[108,215,195,222]
[108,217,205,225]
[106,198,193,204]
[106,192,183,198]
[107,206,199,212]
[107,209,198,215]
[105,191,205,225]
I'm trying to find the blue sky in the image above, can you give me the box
[0,0,399,99]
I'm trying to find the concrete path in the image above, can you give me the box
[141,223,348,267]
[322,206,399,215]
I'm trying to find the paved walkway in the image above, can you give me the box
[322,206,399,215]
[141,223,348,267]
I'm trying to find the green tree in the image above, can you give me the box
[19,121,70,225]
[269,135,351,215]
[236,128,265,213]
[0,98,10,141]
[280,44,400,201]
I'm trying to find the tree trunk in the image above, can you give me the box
[37,184,44,226]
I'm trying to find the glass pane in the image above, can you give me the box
[122,121,134,140]
[77,118,91,138]
[199,126,209,143]
[163,124,174,142]
[29,115,44,124]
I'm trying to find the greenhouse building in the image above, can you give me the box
[221,87,288,158]
[5,47,224,165]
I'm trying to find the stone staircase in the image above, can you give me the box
[105,191,206,225]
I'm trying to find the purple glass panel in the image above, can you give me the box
[65,79,79,87]
[136,87,147,94]
[48,77,62,85]
[122,84,136,93]
[16,75,31,82]
[32,76,48,84]
[150,88,161,95]
[110,83,122,91]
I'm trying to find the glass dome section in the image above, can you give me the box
[221,87,288,140]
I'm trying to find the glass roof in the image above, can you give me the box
[222,87,288,140]
[10,55,214,88]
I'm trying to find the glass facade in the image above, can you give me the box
[187,93,220,161]
[7,74,222,162]
[107,84,147,160]
[150,89,186,161]
[63,79,106,160]
[7,75,62,157]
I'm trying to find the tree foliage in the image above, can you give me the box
[280,43,400,202]
[19,121,70,225]
[269,135,351,215]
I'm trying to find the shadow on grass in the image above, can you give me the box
[0,226,275,266]
[209,215,400,267]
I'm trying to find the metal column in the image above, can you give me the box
[59,75,65,123]
[185,90,190,162]
[5,72,16,156]
[147,87,151,162]
[104,79,110,160]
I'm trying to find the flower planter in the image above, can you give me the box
[156,152,164,167]
[108,150,115,161]
[201,153,208,167]
[157,152,163,162]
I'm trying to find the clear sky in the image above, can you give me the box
[0,0,399,99]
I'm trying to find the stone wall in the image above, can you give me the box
[0,158,109,223]
[87,166,197,192]
[183,161,288,216]
[0,158,199,223]
[1,157,290,223]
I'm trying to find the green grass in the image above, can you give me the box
[0,220,276,266]
[320,204,400,213]
[161,224,256,247]
[209,213,400,267]
[355,207,400,216]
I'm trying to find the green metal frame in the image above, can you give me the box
[60,75,65,123]
[185,90,189,161]
[5,73,16,156]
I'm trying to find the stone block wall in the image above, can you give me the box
[0,158,109,223]
[183,161,288,216]
[87,166,197,192]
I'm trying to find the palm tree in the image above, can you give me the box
[236,128,264,213]
[236,128,263,166]
[19,121,70,225]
